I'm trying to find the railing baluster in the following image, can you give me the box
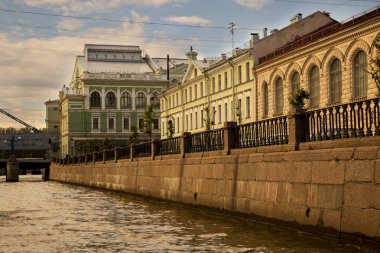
[365,100,372,136]
[374,98,380,136]
[358,101,365,137]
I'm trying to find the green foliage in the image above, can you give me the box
[129,126,139,146]
[288,88,310,109]
[76,140,94,154]
[203,106,214,131]
[368,34,380,96]
[167,118,174,138]
[143,104,155,141]
[100,138,115,151]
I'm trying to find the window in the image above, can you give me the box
[291,72,300,96]
[218,105,222,124]
[195,111,198,129]
[200,82,203,97]
[309,66,320,107]
[195,85,197,100]
[237,99,242,121]
[224,103,228,122]
[212,107,216,123]
[153,119,159,129]
[275,78,284,114]
[90,91,101,108]
[329,59,342,103]
[246,96,251,118]
[138,118,144,130]
[190,113,193,129]
[238,65,242,84]
[176,117,180,133]
[106,92,116,108]
[194,68,197,77]
[176,93,179,106]
[92,118,99,130]
[123,118,130,130]
[201,110,204,127]
[120,92,132,108]
[186,115,188,131]
[224,72,228,89]
[263,83,269,117]
[108,118,115,130]
[218,74,221,91]
[151,92,160,108]
[189,87,192,101]
[246,62,250,82]
[353,50,368,98]
[136,92,147,108]
[212,77,216,93]
[169,96,172,109]
[184,89,187,103]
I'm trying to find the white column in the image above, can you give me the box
[101,87,105,110]
[132,88,136,110]
[116,87,121,110]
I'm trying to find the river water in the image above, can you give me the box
[0,175,365,253]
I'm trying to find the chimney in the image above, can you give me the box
[221,53,227,60]
[186,46,198,60]
[270,29,279,35]
[263,28,268,38]
[290,13,302,24]
[250,33,260,46]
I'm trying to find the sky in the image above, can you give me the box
[0,0,379,129]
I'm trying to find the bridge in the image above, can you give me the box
[0,158,50,180]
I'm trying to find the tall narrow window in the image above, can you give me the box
[194,68,197,77]
[201,110,204,127]
[329,59,342,103]
[108,118,115,130]
[106,92,116,108]
[246,62,250,82]
[218,75,221,91]
[224,72,228,89]
[237,99,242,122]
[195,112,198,129]
[120,92,132,108]
[176,117,180,133]
[153,119,159,130]
[136,92,147,108]
[92,117,99,129]
[90,91,101,108]
[176,93,179,106]
[200,82,204,97]
[246,96,251,118]
[291,72,300,95]
[218,105,222,124]
[189,87,192,101]
[212,77,216,93]
[309,66,320,107]
[275,78,284,114]
[169,96,172,109]
[224,103,228,122]
[184,89,187,103]
[353,50,368,98]
[238,65,242,84]
[138,118,144,130]
[151,92,160,108]
[123,118,130,130]
[194,85,197,100]
[186,115,188,131]
[263,83,269,117]
[212,107,216,123]
[190,113,193,129]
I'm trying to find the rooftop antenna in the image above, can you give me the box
[228,22,236,51]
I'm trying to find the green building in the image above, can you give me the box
[57,44,186,157]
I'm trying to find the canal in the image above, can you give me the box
[0,175,365,252]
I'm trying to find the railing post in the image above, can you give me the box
[103,149,106,164]
[151,140,158,160]
[180,132,190,158]
[130,145,135,162]
[92,152,96,164]
[84,154,88,165]
[114,146,119,163]
[223,122,237,154]
[287,108,306,150]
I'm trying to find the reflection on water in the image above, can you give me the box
[0,175,363,252]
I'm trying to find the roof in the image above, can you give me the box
[84,60,153,74]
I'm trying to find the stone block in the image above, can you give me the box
[321,209,342,232]
[266,162,287,182]
[346,161,374,182]
[344,183,372,208]
[198,165,213,178]
[223,163,236,180]
[283,151,306,162]
[341,207,380,237]
[310,184,343,209]
[266,181,278,202]
[311,161,345,185]
[330,147,355,161]
[288,183,309,206]
[371,184,380,209]
[234,197,251,213]
[236,180,248,198]
[353,146,379,160]
[212,164,225,179]
[375,161,380,184]
[246,181,267,201]
[237,163,256,181]
[237,154,249,164]
[285,162,312,183]
[247,153,264,163]
[276,182,290,204]
[262,152,284,162]
[255,163,268,181]
[305,149,333,161]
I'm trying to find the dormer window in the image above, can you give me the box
[194,68,197,77]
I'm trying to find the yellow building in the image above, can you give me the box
[160,46,254,138]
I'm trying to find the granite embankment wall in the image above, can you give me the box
[50,140,380,245]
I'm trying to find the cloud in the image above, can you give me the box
[234,0,273,9]
[164,15,211,26]
[57,19,83,32]
[22,0,187,14]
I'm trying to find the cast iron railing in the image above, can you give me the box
[93,151,102,162]
[188,129,224,153]
[134,142,151,157]
[105,149,115,161]
[236,116,288,148]
[118,146,130,159]
[305,98,380,141]
[157,137,181,155]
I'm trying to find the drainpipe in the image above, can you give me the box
[253,70,258,122]
[227,59,236,123]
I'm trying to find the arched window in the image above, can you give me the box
[353,50,368,98]
[151,92,160,108]
[136,92,146,108]
[329,58,342,103]
[291,72,300,95]
[106,92,116,108]
[120,92,132,108]
[309,66,320,107]
[263,83,269,117]
[90,91,101,108]
[275,78,284,114]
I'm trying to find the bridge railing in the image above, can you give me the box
[188,129,224,153]
[156,137,181,156]
[134,142,151,158]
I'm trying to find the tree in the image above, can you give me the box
[288,88,310,109]
[100,138,115,151]
[203,106,214,131]
[129,126,139,145]
[368,34,380,95]
[143,104,155,141]
[167,118,174,138]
